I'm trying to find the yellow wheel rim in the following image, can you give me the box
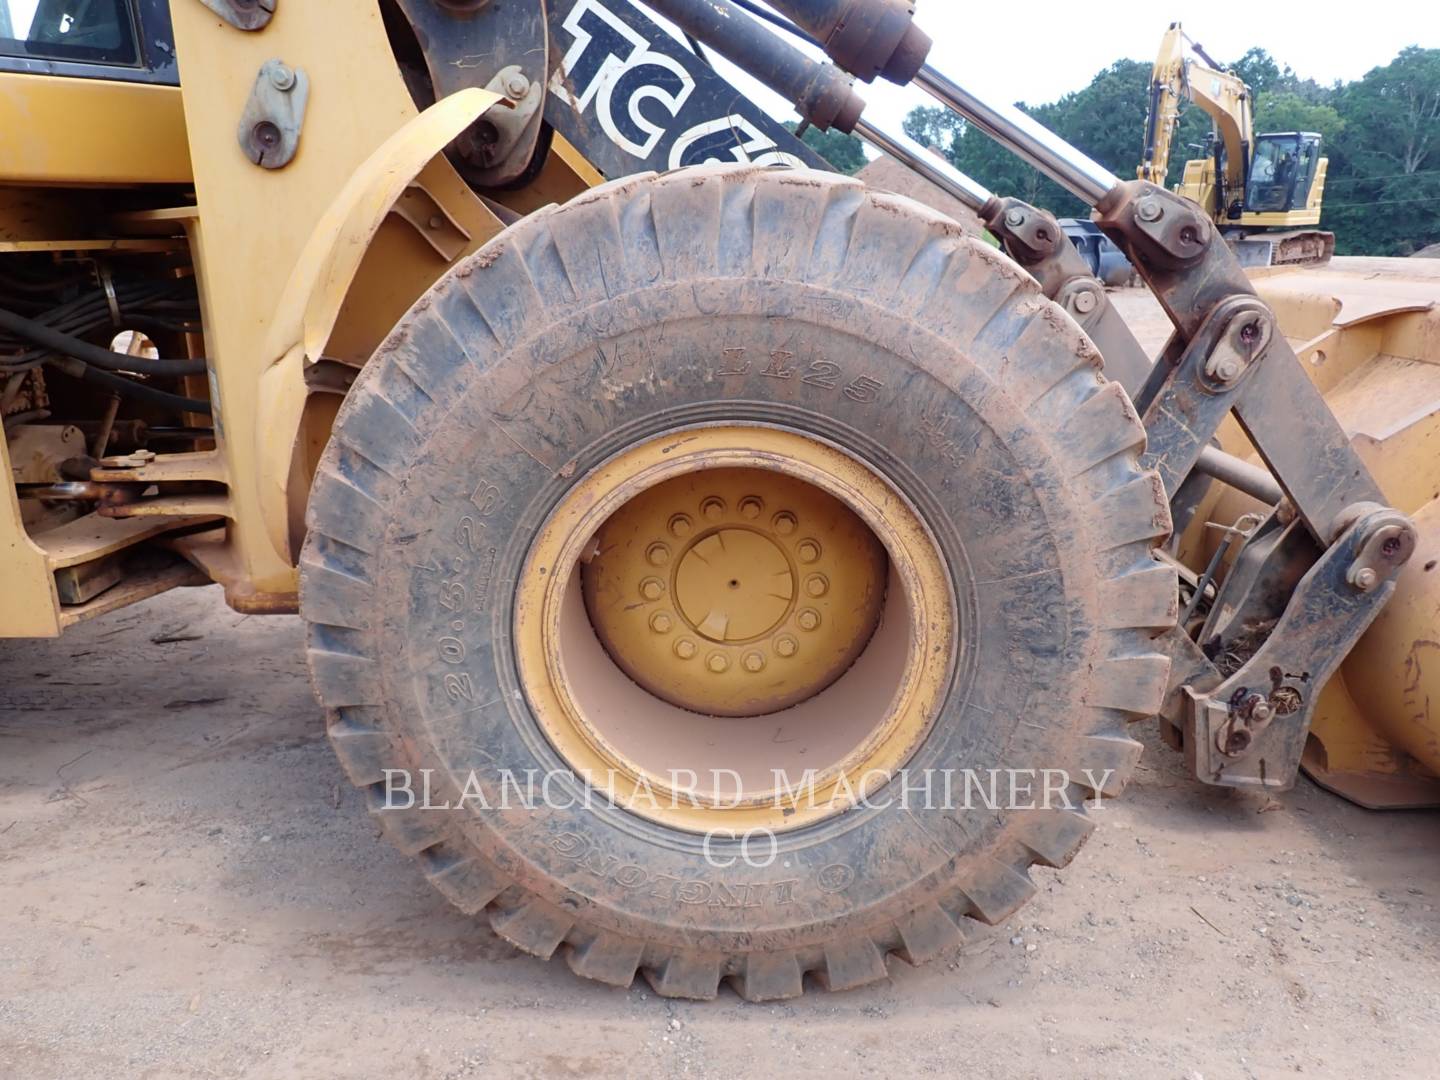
[514,426,955,833]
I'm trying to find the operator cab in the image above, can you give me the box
[1246,132,1323,214]
[0,0,175,83]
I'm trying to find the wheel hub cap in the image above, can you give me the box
[582,468,887,717]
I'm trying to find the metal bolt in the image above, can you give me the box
[1071,289,1098,315]
[267,62,296,91]
[743,653,765,673]
[1250,699,1273,724]
[707,653,730,674]
[1211,357,1243,383]
[427,215,444,230]
[1136,198,1164,223]
[1003,208,1025,228]
[506,74,530,99]
[1352,566,1379,592]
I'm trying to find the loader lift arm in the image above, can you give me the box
[734,0,1417,795]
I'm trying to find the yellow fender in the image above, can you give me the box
[255,88,501,562]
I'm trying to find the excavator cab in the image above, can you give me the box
[1246,132,1323,215]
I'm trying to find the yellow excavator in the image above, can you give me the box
[1139,22,1334,266]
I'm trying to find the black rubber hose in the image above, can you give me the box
[48,356,212,415]
[729,0,820,45]
[0,304,207,377]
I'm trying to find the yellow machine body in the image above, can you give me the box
[0,2,599,635]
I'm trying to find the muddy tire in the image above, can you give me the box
[301,166,1175,1000]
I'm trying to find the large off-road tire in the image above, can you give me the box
[301,166,1176,1000]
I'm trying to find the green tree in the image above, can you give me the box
[785,122,867,175]
[1231,47,1333,105]
[1254,92,1345,142]
[1232,47,1283,98]
[1325,47,1440,255]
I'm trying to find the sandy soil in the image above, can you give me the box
[3,287,1439,1079]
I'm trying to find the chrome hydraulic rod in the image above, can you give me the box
[852,118,990,212]
[913,65,1121,207]
[752,3,1120,204]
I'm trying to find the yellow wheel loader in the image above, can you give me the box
[1,0,1435,1000]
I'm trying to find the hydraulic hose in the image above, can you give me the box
[0,304,208,377]
[48,356,212,415]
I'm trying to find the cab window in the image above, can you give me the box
[0,0,139,65]
[1246,135,1303,213]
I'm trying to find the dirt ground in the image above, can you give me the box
[4,287,1439,1079]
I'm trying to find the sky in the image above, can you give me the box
[1,0,39,37]
[700,0,1440,150]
